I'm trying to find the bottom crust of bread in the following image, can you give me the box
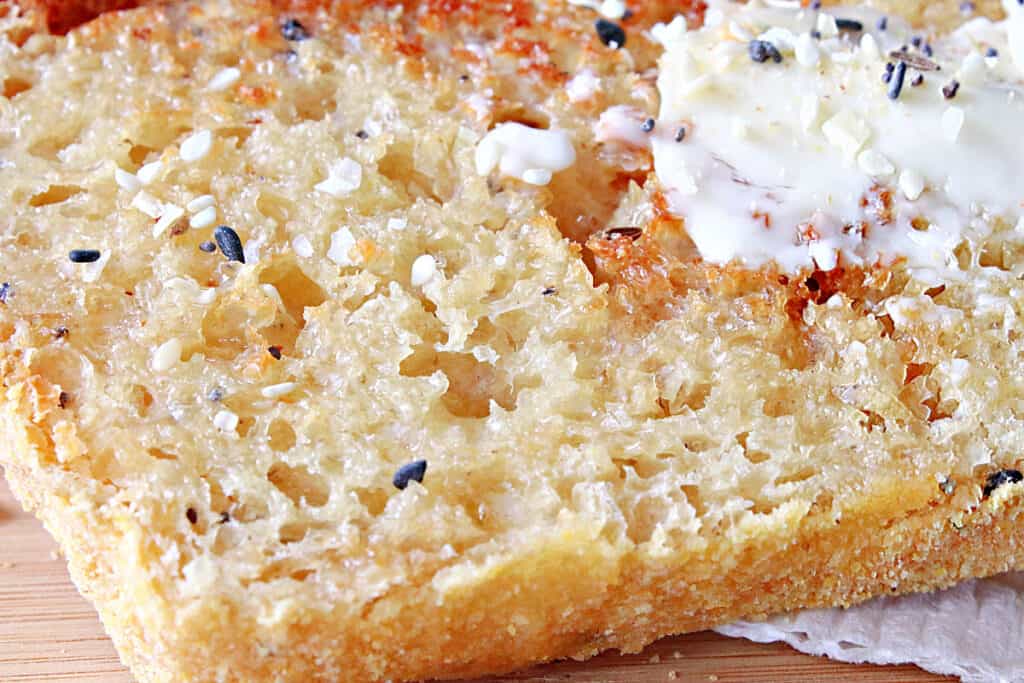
[5,400,1024,683]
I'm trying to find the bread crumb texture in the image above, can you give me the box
[0,0,1022,681]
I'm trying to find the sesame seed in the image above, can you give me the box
[261,382,297,399]
[213,409,239,432]
[186,195,215,213]
[268,345,282,360]
[136,161,163,185]
[355,129,369,139]
[876,16,887,31]
[179,129,212,162]
[213,225,245,263]
[410,254,438,286]
[280,18,310,42]
[641,117,655,132]
[189,206,217,229]
[0,282,10,303]
[199,241,217,253]
[393,459,427,490]
[942,79,960,99]
[887,61,907,99]
[941,106,965,142]
[153,204,185,238]
[151,337,183,372]
[114,168,141,192]
[131,191,163,218]
[208,67,241,92]
[292,234,314,258]
[69,249,101,263]
[594,19,626,48]
[834,18,863,32]
[186,508,198,524]
[521,168,553,185]
[911,73,924,87]
[748,39,783,64]
[675,126,687,142]
[898,168,925,200]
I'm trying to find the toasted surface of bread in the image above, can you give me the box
[1,0,1023,681]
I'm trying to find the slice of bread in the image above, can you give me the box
[1,0,1023,681]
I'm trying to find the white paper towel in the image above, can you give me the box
[716,573,1024,682]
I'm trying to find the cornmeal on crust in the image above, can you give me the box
[1,0,1024,681]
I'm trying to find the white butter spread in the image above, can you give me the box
[475,123,576,186]
[649,0,1024,276]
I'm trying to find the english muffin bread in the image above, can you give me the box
[2,0,1024,681]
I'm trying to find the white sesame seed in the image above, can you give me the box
[115,168,141,192]
[208,67,241,92]
[799,94,820,132]
[186,194,215,213]
[189,205,217,229]
[941,106,965,143]
[816,13,838,39]
[821,110,869,159]
[153,204,185,238]
[292,234,314,258]
[180,129,212,162]
[327,227,357,266]
[213,409,239,432]
[858,33,880,61]
[410,254,438,286]
[261,382,298,399]
[1015,216,1024,234]
[521,168,553,185]
[856,149,894,177]
[387,217,408,230]
[650,16,688,46]
[315,158,362,197]
[196,288,218,304]
[898,168,925,200]
[152,338,183,372]
[794,32,819,67]
[808,242,838,271]
[131,191,164,218]
[136,161,164,185]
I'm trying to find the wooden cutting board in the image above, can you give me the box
[0,475,949,682]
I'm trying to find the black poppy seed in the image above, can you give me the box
[207,388,224,402]
[621,8,634,20]
[595,19,626,48]
[280,18,310,41]
[900,44,909,52]
[911,35,922,48]
[355,129,369,139]
[641,117,655,133]
[0,282,10,304]
[53,326,68,339]
[911,73,924,87]
[393,459,427,490]
[923,43,933,57]
[960,0,975,13]
[748,39,783,64]
[942,79,960,99]
[887,61,907,99]
[983,469,1023,497]
[876,16,888,31]
[810,29,821,39]
[199,241,216,253]
[219,512,231,524]
[69,249,101,263]
[885,62,895,73]
[675,126,687,142]
[268,345,283,360]
[186,507,198,524]
[835,18,863,32]
[882,71,892,83]
[213,225,245,263]
[542,287,556,296]
[58,391,70,409]
[810,0,821,8]
[986,47,999,57]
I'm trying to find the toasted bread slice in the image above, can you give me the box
[2,0,1023,681]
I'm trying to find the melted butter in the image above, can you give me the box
[650,0,1024,278]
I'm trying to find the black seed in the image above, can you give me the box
[393,459,427,490]
[810,30,821,40]
[805,277,820,292]
[876,16,888,31]
[911,73,924,87]
[923,43,933,57]
[942,79,960,99]
[0,282,10,303]
[214,225,245,263]
[199,241,216,253]
[810,0,821,8]
[748,39,782,64]
[887,61,907,99]
[268,345,282,360]
[911,35,922,48]
[595,19,626,48]
[69,249,101,263]
[208,388,224,402]
[355,129,369,139]
[641,118,655,133]
[835,18,863,31]
[882,71,892,83]
[219,512,231,524]
[542,287,556,296]
[53,326,68,339]
[186,507,198,524]
[983,469,1023,497]
[280,18,310,41]
[885,62,895,72]
[58,391,69,409]
[675,126,687,142]
[960,0,975,13]
[986,47,999,58]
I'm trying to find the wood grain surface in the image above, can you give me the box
[0,474,950,682]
